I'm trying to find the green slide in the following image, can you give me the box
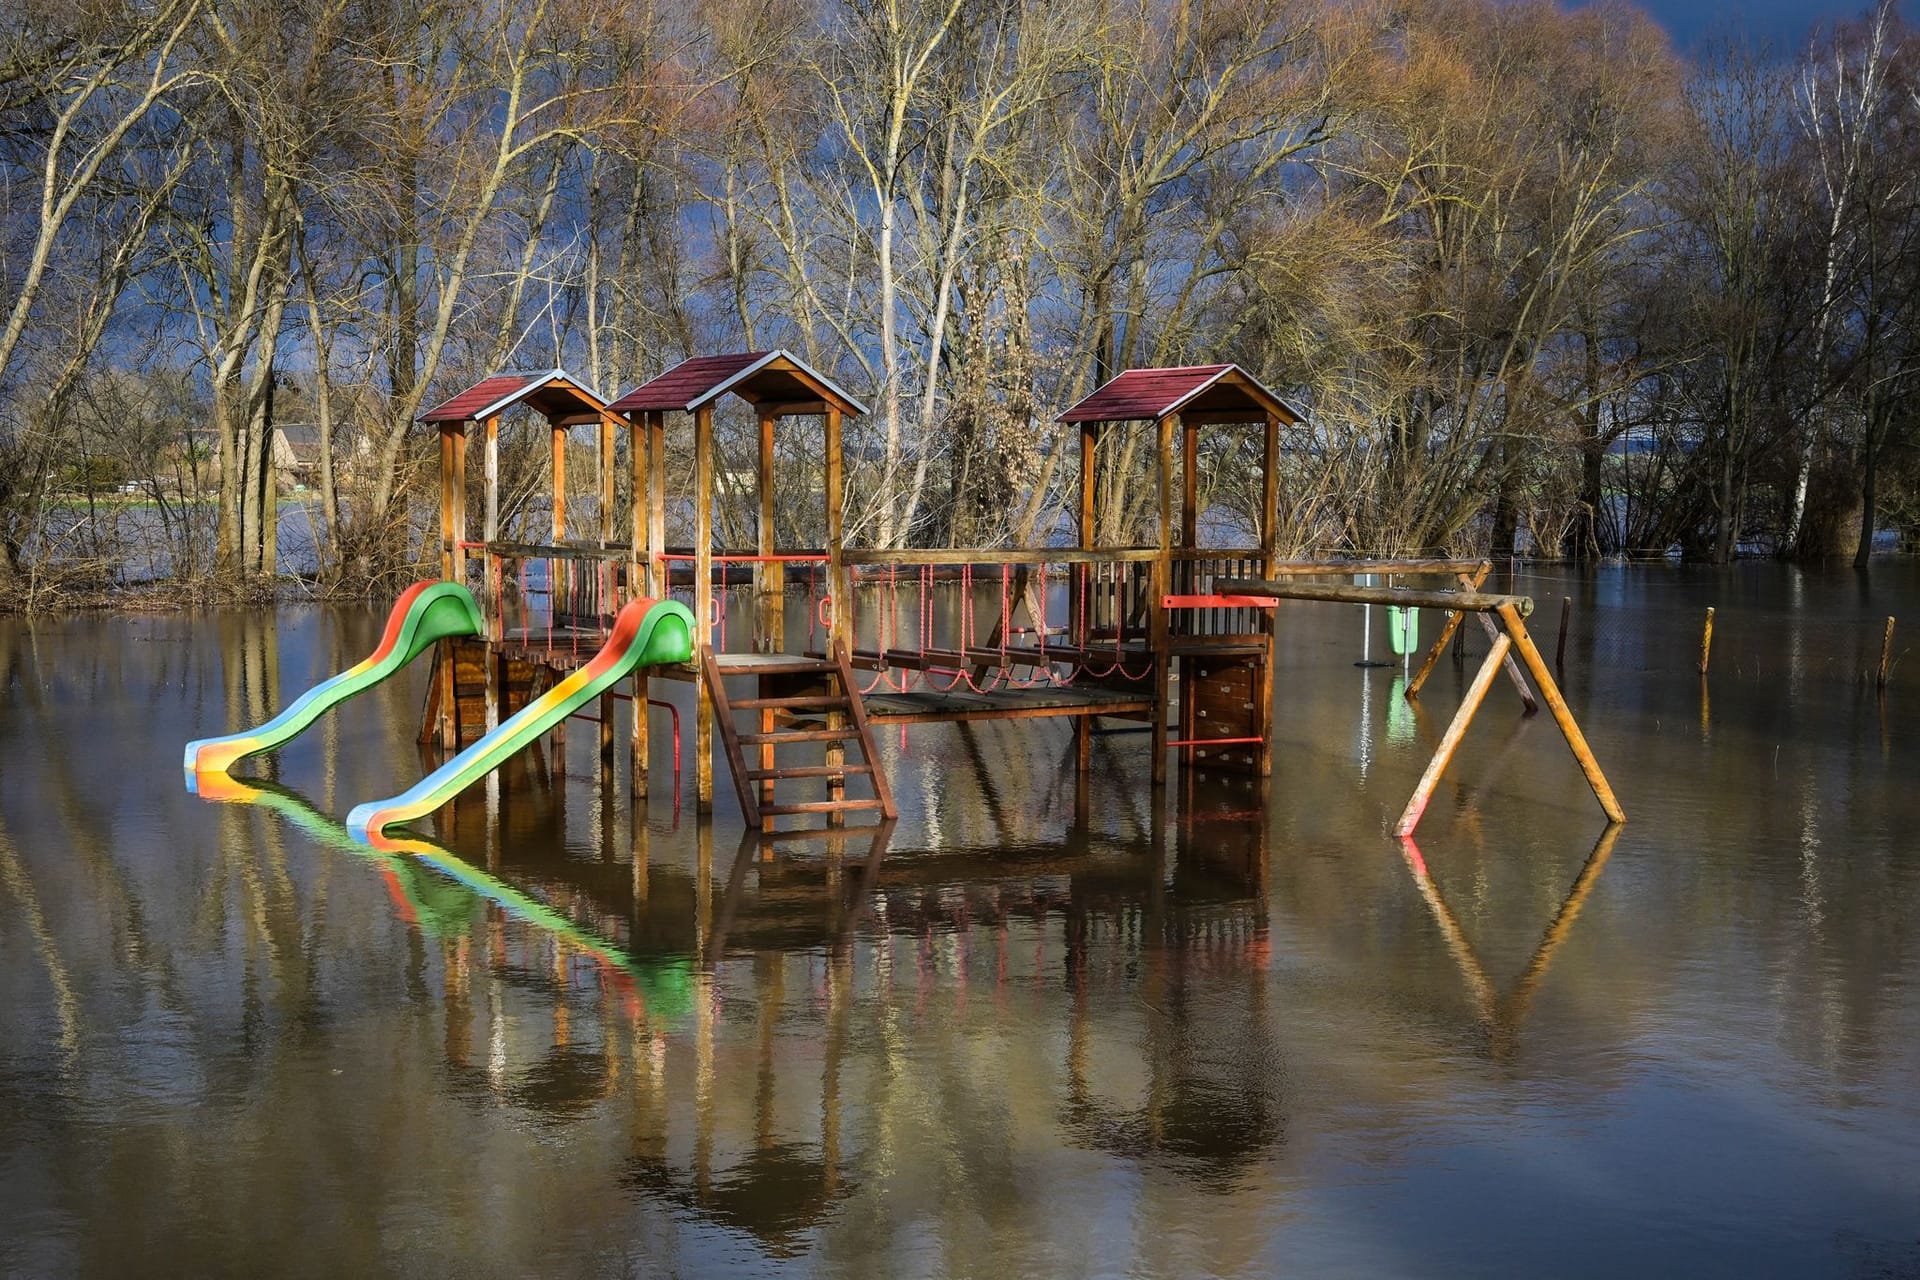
[185,580,483,779]
[347,596,694,842]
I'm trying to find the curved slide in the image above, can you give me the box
[347,596,695,842]
[185,581,485,778]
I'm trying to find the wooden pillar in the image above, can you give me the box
[1258,410,1281,777]
[694,404,715,813]
[446,423,468,584]
[1396,632,1511,836]
[824,406,848,810]
[1074,422,1096,640]
[757,408,782,653]
[551,422,567,542]
[1180,421,1199,551]
[1151,413,1174,786]
[438,427,457,582]
[1261,413,1281,575]
[647,412,667,598]
[637,416,660,802]
[599,412,617,543]
[756,407,780,807]
[482,414,500,727]
[825,407,848,651]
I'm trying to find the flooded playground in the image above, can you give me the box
[1,561,1917,1278]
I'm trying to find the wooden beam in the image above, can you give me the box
[825,406,847,652]
[839,546,1160,566]
[1214,577,1533,615]
[1396,632,1510,836]
[483,414,499,635]
[1180,419,1199,551]
[1495,602,1624,824]
[1265,558,1491,576]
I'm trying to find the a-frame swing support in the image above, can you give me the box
[1215,576,1624,836]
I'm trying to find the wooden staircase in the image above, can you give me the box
[701,644,897,828]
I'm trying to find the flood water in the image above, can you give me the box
[2,563,1917,1278]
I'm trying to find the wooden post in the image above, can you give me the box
[482,414,500,727]
[1495,601,1625,824]
[1180,420,1199,551]
[1555,595,1571,670]
[825,406,848,808]
[1073,422,1096,645]
[1396,632,1511,836]
[448,423,467,585]
[694,404,715,813]
[757,407,779,806]
[647,412,667,597]
[1151,413,1174,786]
[757,408,780,653]
[438,427,457,582]
[551,422,567,542]
[598,412,617,543]
[1698,606,1714,675]
[1879,616,1896,690]
[629,412,650,801]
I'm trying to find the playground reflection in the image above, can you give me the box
[6,573,1920,1277]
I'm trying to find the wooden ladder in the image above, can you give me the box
[700,644,897,828]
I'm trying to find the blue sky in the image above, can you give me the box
[1628,0,1914,53]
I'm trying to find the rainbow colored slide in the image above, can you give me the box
[184,581,485,780]
[346,595,695,842]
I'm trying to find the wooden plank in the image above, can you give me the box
[825,405,848,653]
[746,764,873,780]
[761,799,883,817]
[740,728,861,745]
[1264,558,1490,576]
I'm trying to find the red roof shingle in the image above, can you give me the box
[1057,364,1299,424]
[419,373,536,423]
[607,353,774,414]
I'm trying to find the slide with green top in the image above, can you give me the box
[347,595,695,843]
[185,580,484,780]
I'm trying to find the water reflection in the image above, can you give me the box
[1397,825,1620,1059]
[4,569,1920,1276]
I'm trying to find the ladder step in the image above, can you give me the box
[760,799,884,816]
[745,764,873,780]
[714,656,839,674]
[731,695,850,711]
[740,728,862,744]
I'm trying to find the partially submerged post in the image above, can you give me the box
[1879,616,1896,690]
[1699,607,1715,675]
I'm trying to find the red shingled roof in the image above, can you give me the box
[608,353,775,413]
[417,367,606,424]
[1057,364,1299,424]
[420,373,537,423]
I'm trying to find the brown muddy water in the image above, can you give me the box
[2,563,1917,1278]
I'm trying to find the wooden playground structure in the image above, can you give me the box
[415,353,1622,835]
